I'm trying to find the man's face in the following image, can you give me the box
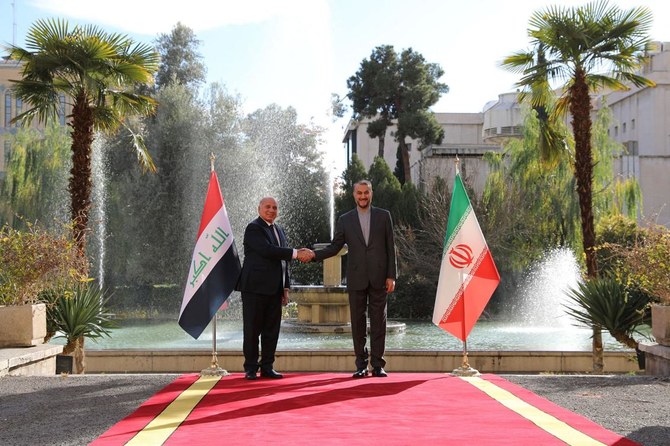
[259,198,278,223]
[353,184,372,209]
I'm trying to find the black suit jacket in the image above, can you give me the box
[237,217,293,296]
[314,206,396,291]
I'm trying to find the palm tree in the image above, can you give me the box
[502,0,655,372]
[5,19,159,265]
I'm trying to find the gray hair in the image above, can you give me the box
[354,180,372,191]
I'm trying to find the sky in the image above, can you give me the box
[2,0,670,173]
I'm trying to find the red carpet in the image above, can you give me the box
[92,373,638,446]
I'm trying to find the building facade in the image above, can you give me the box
[343,42,670,227]
[0,60,71,180]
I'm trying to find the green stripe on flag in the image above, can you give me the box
[444,173,472,252]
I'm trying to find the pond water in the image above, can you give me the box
[56,318,636,351]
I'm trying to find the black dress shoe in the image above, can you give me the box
[260,369,283,379]
[372,367,388,377]
[245,371,257,380]
[352,368,369,378]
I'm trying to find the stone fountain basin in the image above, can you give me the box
[287,285,406,333]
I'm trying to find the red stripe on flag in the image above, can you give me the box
[437,251,500,341]
[197,171,224,238]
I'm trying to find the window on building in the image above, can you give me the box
[2,140,11,179]
[614,126,618,137]
[406,143,412,152]
[58,95,66,126]
[631,119,635,130]
[4,93,11,128]
[621,145,639,180]
[14,98,22,127]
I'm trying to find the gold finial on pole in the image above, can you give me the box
[210,152,215,173]
[455,155,460,175]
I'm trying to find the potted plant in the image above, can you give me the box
[564,276,652,369]
[0,224,84,347]
[42,284,116,374]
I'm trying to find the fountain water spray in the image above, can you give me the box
[91,136,107,289]
[510,248,581,327]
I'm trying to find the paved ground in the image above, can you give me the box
[0,373,668,446]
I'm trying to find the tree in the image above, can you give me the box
[0,123,70,228]
[155,22,207,90]
[367,156,402,219]
[481,107,579,270]
[502,0,654,372]
[335,154,367,217]
[502,0,654,280]
[393,177,451,319]
[346,45,448,183]
[104,82,204,290]
[5,18,159,265]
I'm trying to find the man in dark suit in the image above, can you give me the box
[313,180,397,378]
[238,196,312,380]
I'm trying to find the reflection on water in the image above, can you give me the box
[60,319,633,351]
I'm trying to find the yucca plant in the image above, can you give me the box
[564,276,651,352]
[47,284,116,373]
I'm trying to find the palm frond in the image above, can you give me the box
[564,276,651,349]
[49,285,116,346]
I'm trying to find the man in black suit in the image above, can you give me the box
[238,196,312,380]
[312,180,397,378]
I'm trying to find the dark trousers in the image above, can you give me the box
[349,286,387,369]
[242,292,282,372]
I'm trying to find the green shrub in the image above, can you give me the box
[620,224,670,304]
[0,223,85,305]
[389,274,436,319]
[596,219,670,305]
[594,214,642,277]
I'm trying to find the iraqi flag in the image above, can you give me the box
[432,172,500,341]
[179,171,241,339]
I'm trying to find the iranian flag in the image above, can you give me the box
[179,171,241,339]
[432,172,500,341]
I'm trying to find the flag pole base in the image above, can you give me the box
[450,365,480,377]
[450,351,480,376]
[200,366,229,376]
[200,353,229,377]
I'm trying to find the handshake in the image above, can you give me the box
[296,248,315,263]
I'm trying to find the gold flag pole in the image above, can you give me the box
[450,272,480,376]
[201,152,229,377]
[450,156,480,377]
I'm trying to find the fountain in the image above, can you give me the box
[282,244,351,333]
[504,248,581,328]
[282,243,406,334]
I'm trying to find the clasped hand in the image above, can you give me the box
[296,248,315,263]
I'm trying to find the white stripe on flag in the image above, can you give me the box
[432,208,488,325]
[180,207,234,316]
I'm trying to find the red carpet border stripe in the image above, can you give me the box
[90,374,202,445]
[92,373,639,446]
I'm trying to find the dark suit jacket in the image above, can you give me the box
[237,217,293,296]
[314,206,396,291]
